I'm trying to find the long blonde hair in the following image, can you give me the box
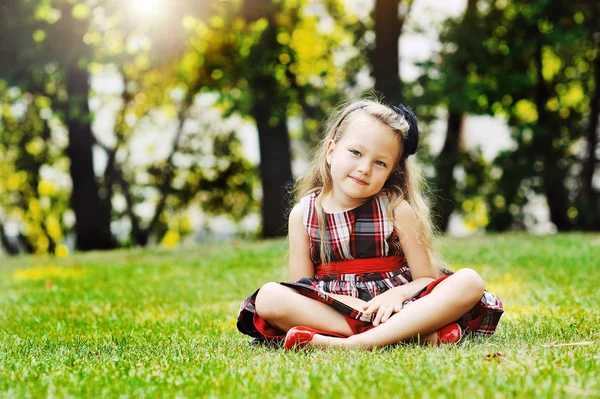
[293,98,443,271]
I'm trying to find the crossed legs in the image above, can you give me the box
[254,283,359,337]
[254,268,485,349]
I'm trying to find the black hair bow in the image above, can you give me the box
[392,104,419,158]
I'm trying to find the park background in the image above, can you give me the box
[0,0,599,398]
[1,0,598,254]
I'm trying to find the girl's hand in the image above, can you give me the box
[361,290,405,326]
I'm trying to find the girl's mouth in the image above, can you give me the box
[350,176,368,185]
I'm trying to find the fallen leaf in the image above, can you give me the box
[484,352,504,361]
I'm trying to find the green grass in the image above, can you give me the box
[1,233,599,398]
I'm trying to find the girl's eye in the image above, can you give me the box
[349,149,361,156]
[375,160,387,167]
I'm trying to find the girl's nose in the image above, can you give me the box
[357,160,371,175]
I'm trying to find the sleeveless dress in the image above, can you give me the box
[237,191,504,343]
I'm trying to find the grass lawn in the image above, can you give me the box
[1,233,599,398]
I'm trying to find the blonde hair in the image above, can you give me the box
[293,98,443,271]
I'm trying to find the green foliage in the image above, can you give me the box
[473,0,597,231]
[0,0,371,251]
[414,0,599,231]
[178,0,361,142]
[0,90,71,254]
[4,0,596,251]
[0,0,259,252]
[0,234,598,396]
[94,51,258,246]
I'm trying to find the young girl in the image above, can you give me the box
[237,99,504,349]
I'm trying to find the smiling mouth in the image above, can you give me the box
[350,176,368,185]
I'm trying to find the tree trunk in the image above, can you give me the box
[253,99,293,238]
[372,0,402,102]
[243,0,294,238]
[0,223,20,255]
[65,64,115,250]
[581,30,600,228]
[432,0,476,233]
[435,110,463,232]
[544,166,571,230]
[533,42,571,231]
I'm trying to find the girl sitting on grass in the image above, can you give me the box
[237,98,504,349]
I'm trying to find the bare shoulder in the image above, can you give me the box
[288,202,306,238]
[289,202,303,223]
[394,200,417,226]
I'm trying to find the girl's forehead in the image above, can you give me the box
[345,112,389,132]
[340,113,401,157]
[343,113,394,138]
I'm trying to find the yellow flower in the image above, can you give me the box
[161,230,180,248]
[55,244,69,258]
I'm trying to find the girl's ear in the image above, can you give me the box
[326,140,336,166]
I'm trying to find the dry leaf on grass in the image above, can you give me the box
[484,352,504,361]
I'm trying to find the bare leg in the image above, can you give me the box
[310,268,485,349]
[254,282,360,336]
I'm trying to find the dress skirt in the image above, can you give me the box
[237,267,504,344]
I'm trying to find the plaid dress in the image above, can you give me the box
[237,192,504,342]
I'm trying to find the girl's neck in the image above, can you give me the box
[320,191,370,213]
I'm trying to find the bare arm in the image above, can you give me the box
[288,203,315,281]
[362,200,439,324]
[387,200,439,298]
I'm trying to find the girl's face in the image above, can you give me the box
[326,112,401,207]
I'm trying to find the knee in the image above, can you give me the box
[254,282,288,319]
[455,268,485,302]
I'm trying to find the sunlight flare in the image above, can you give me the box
[129,0,162,20]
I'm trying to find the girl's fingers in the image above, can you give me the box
[364,302,402,319]
[380,305,395,323]
[363,302,379,316]
[373,305,391,326]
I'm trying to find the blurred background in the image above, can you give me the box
[0,0,598,256]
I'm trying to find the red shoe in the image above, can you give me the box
[284,326,346,350]
[435,322,462,345]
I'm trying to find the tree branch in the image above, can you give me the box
[143,104,189,239]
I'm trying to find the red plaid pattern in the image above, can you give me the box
[237,268,504,340]
[301,192,403,264]
[236,193,504,342]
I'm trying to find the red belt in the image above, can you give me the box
[315,256,407,278]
